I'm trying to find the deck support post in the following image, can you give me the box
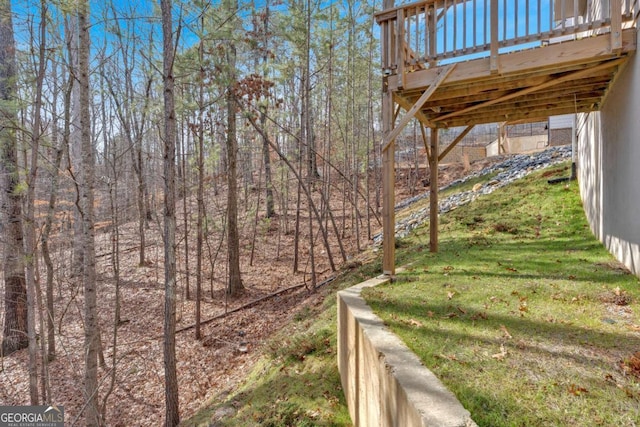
[429,127,439,253]
[382,0,396,277]
[382,139,395,275]
[382,84,395,276]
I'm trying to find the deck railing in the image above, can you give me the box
[376,0,639,78]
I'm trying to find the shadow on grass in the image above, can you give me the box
[405,233,634,286]
[367,291,640,426]
[376,298,640,366]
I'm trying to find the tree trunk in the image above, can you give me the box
[160,1,180,425]
[0,0,27,358]
[77,3,100,425]
[69,13,84,278]
[259,0,275,218]
[196,32,205,339]
[42,61,66,362]
[225,0,244,297]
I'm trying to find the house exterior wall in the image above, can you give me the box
[577,28,640,276]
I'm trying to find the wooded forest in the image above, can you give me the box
[0,0,386,425]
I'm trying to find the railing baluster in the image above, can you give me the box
[416,6,421,61]
[484,0,488,47]
[453,0,457,54]
[464,0,467,51]
[537,0,541,35]
[382,20,389,72]
[472,0,476,51]
[397,8,405,87]
[433,2,437,62]
[443,0,448,57]
[405,6,410,62]
[424,6,435,67]
[524,0,531,38]
[491,0,499,71]
[504,0,519,39]
[503,0,507,43]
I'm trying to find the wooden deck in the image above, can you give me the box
[377,0,639,274]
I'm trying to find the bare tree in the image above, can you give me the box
[195,22,205,339]
[41,59,65,364]
[256,0,275,218]
[161,0,180,425]
[75,1,100,424]
[224,0,244,297]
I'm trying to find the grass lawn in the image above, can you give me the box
[363,164,640,427]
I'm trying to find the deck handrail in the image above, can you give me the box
[376,0,639,79]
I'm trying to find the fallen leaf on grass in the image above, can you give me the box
[519,301,528,313]
[471,311,488,321]
[447,291,456,300]
[407,318,423,327]
[500,325,512,339]
[568,384,588,396]
[436,353,461,363]
[443,312,458,319]
[492,344,507,361]
[620,352,640,379]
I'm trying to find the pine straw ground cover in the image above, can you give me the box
[363,164,640,426]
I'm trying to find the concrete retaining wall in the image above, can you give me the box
[337,276,476,427]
